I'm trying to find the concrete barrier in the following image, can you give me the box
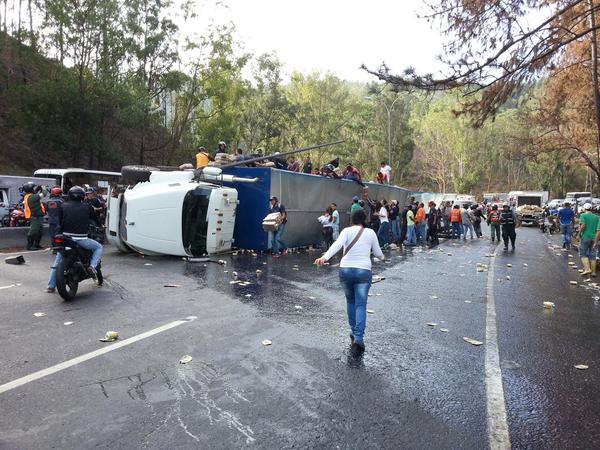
[0,225,50,250]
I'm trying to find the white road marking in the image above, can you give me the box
[0,318,193,395]
[485,257,511,449]
[0,283,21,290]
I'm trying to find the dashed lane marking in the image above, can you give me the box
[485,256,511,449]
[0,317,195,395]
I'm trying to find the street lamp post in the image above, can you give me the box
[384,95,401,167]
[365,93,401,167]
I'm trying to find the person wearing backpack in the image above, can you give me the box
[314,209,385,356]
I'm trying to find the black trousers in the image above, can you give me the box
[502,225,516,247]
[428,226,439,246]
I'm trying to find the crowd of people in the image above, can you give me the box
[194,142,393,185]
[312,196,519,251]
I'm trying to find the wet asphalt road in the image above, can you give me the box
[0,225,599,449]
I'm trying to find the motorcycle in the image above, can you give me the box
[539,215,558,234]
[52,234,103,300]
[4,203,29,227]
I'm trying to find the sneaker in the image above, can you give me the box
[88,266,99,285]
[46,287,55,293]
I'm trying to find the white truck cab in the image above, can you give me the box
[107,167,252,256]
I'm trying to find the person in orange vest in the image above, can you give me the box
[414,202,427,243]
[450,204,463,239]
[22,182,46,250]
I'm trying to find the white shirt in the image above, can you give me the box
[379,206,389,223]
[322,226,384,270]
[380,165,392,179]
[318,215,333,228]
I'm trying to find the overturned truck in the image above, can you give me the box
[106,165,410,256]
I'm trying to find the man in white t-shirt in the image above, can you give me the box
[376,199,390,247]
[379,162,392,184]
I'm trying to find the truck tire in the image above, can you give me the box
[120,165,159,184]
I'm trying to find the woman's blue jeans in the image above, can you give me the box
[339,268,372,344]
[377,221,389,246]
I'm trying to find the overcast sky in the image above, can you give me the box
[187,0,446,82]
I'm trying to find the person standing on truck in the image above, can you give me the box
[195,146,211,169]
[302,156,313,174]
[500,203,517,251]
[46,186,64,239]
[22,182,46,250]
[314,209,385,356]
[558,202,575,249]
[487,204,502,243]
[268,196,288,257]
[578,203,599,276]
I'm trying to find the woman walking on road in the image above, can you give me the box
[314,210,385,356]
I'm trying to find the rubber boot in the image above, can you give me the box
[581,257,592,276]
[33,233,43,249]
[591,259,597,277]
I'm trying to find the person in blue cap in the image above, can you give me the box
[350,195,362,214]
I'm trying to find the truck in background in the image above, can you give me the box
[508,190,549,225]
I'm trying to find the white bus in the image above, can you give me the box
[33,168,121,198]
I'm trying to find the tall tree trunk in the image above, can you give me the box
[16,0,21,41]
[589,0,600,183]
[27,0,32,48]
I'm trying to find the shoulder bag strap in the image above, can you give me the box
[343,227,365,257]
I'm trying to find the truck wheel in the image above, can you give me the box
[120,165,160,184]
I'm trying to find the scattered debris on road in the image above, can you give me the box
[179,355,193,364]
[244,294,252,298]
[63,321,73,325]
[144,263,152,266]
[100,331,119,342]
[163,284,181,288]
[5,255,25,265]
[506,263,512,268]
[367,309,375,314]
[543,302,555,309]
[426,322,437,327]
[575,364,589,370]
[570,281,578,285]
[33,312,46,317]
[440,328,449,333]
[506,275,511,280]
[463,337,483,346]
[294,305,303,310]
[261,339,272,346]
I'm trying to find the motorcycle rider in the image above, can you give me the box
[22,182,46,250]
[46,186,103,293]
[500,203,518,251]
[46,186,64,239]
[487,204,502,243]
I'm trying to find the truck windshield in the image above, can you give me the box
[182,187,211,256]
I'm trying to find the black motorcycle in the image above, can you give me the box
[52,234,103,300]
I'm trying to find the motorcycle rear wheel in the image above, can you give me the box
[56,260,79,300]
